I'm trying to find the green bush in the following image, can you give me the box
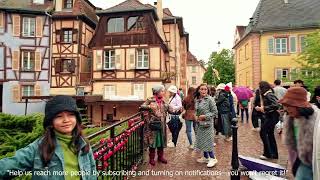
[0,113,44,159]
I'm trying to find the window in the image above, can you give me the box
[301,69,314,77]
[275,38,287,54]
[61,59,74,73]
[104,85,115,100]
[238,49,242,64]
[133,84,144,100]
[245,43,249,59]
[107,18,124,33]
[22,85,34,97]
[104,50,115,69]
[128,16,144,31]
[192,76,196,85]
[63,29,72,43]
[268,38,274,54]
[276,68,289,80]
[64,0,73,9]
[290,36,296,53]
[22,17,35,37]
[300,36,306,52]
[33,0,44,4]
[191,66,196,73]
[21,51,35,71]
[136,49,149,69]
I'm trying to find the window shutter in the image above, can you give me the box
[35,51,41,71]
[128,48,135,69]
[115,49,121,69]
[12,50,20,70]
[290,36,296,53]
[276,69,282,80]
[36,17,43,37]
[12,85,21,102]
[55,59,61,73]
[95,50,102,70]
[35,84,41,96]
[0,12,4,28]
[268,38,274,54]
[56,30,61,43]
[68,59,76,73]
[12,15,20,36]
[72,29,78,43]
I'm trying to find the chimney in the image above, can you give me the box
[284,0,288,3]
[155,0,165,40]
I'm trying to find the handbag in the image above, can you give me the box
[199,121,211,128]
[149,121,162,131]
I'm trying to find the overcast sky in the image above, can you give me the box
[90,0,260,62]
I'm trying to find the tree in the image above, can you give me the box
[294,30,320,92]
[203,49,235,86]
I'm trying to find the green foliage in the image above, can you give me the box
[0,113,44,159]
[295,31,320,91]
[203,49,235,86]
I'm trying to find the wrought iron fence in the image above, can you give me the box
[87,111,147,180]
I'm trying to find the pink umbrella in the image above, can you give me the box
[233,86,253,100]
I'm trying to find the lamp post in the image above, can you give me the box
[231,118,240,180]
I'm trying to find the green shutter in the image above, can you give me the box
[290,37,296,53]
[268,38,274,54]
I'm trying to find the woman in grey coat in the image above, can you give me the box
[194,83,218,168]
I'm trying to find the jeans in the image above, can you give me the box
[221,113,231,137]
[260,111,279,158]
[204,151,215,158]
[185,120,196,145]
[295,163,313,180]
[241,108,249,123]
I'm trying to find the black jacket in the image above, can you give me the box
[262,91,280,113]
[216,90,230,114]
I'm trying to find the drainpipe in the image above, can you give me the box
[174,18,178,87]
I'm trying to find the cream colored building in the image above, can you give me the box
[186,52,207,88]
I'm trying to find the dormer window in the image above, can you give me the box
[107,18,124,33]
[64,0,73,9]
[128,16,144,31]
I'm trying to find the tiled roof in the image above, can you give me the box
[246,0,320,33]
[187,52,206,70]
[236,26,246,39]
[0,0,53,13]
[52,0,98,25]
[163,8,174,18]
[97,0,156,16]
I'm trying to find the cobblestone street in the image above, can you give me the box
[134,117,289,180]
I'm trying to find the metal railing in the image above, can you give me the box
[87,111,147,180]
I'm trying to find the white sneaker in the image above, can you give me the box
[225,137,232,142]
[213,143,216,147]
[259,155,268,160]
[188,144,194,149]
[167,142,175,148]
[196,157,209,163]
[207,158,218,168]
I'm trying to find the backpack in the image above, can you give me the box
[240,100,249,108]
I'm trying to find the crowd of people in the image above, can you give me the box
[142,80,320,179]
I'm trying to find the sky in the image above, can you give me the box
[90,0,260,62]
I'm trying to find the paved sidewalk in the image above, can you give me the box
[134,119,289,180]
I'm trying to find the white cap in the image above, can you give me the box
[167,85,178,93]
[216,83,226,90]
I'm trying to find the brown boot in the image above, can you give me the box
[157,148,167,164]
[149,148,156,166]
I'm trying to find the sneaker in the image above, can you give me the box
[197,157,209,163]
[207,158,218,168]
[188,144,194,149]
[225,137,232,142]
[213,143,216,147]
[167,142,175,148]
[259,155,268,160]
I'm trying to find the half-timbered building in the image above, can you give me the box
[87,0,170,124]
[50,0,98,95]
[0,0,53,114]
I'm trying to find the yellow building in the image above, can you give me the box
[186,52,206,88]
[233,0,320,88]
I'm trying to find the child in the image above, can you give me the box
[0,95,97,180]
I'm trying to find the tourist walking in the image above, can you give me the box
[0,95,96,179]
[140,85,168,166]
[280,87,318,179]
[255,81,280,160]
[216,83,232,141]
[167,85,183,147]
[194,83,218,168]
[182,87,197,149]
